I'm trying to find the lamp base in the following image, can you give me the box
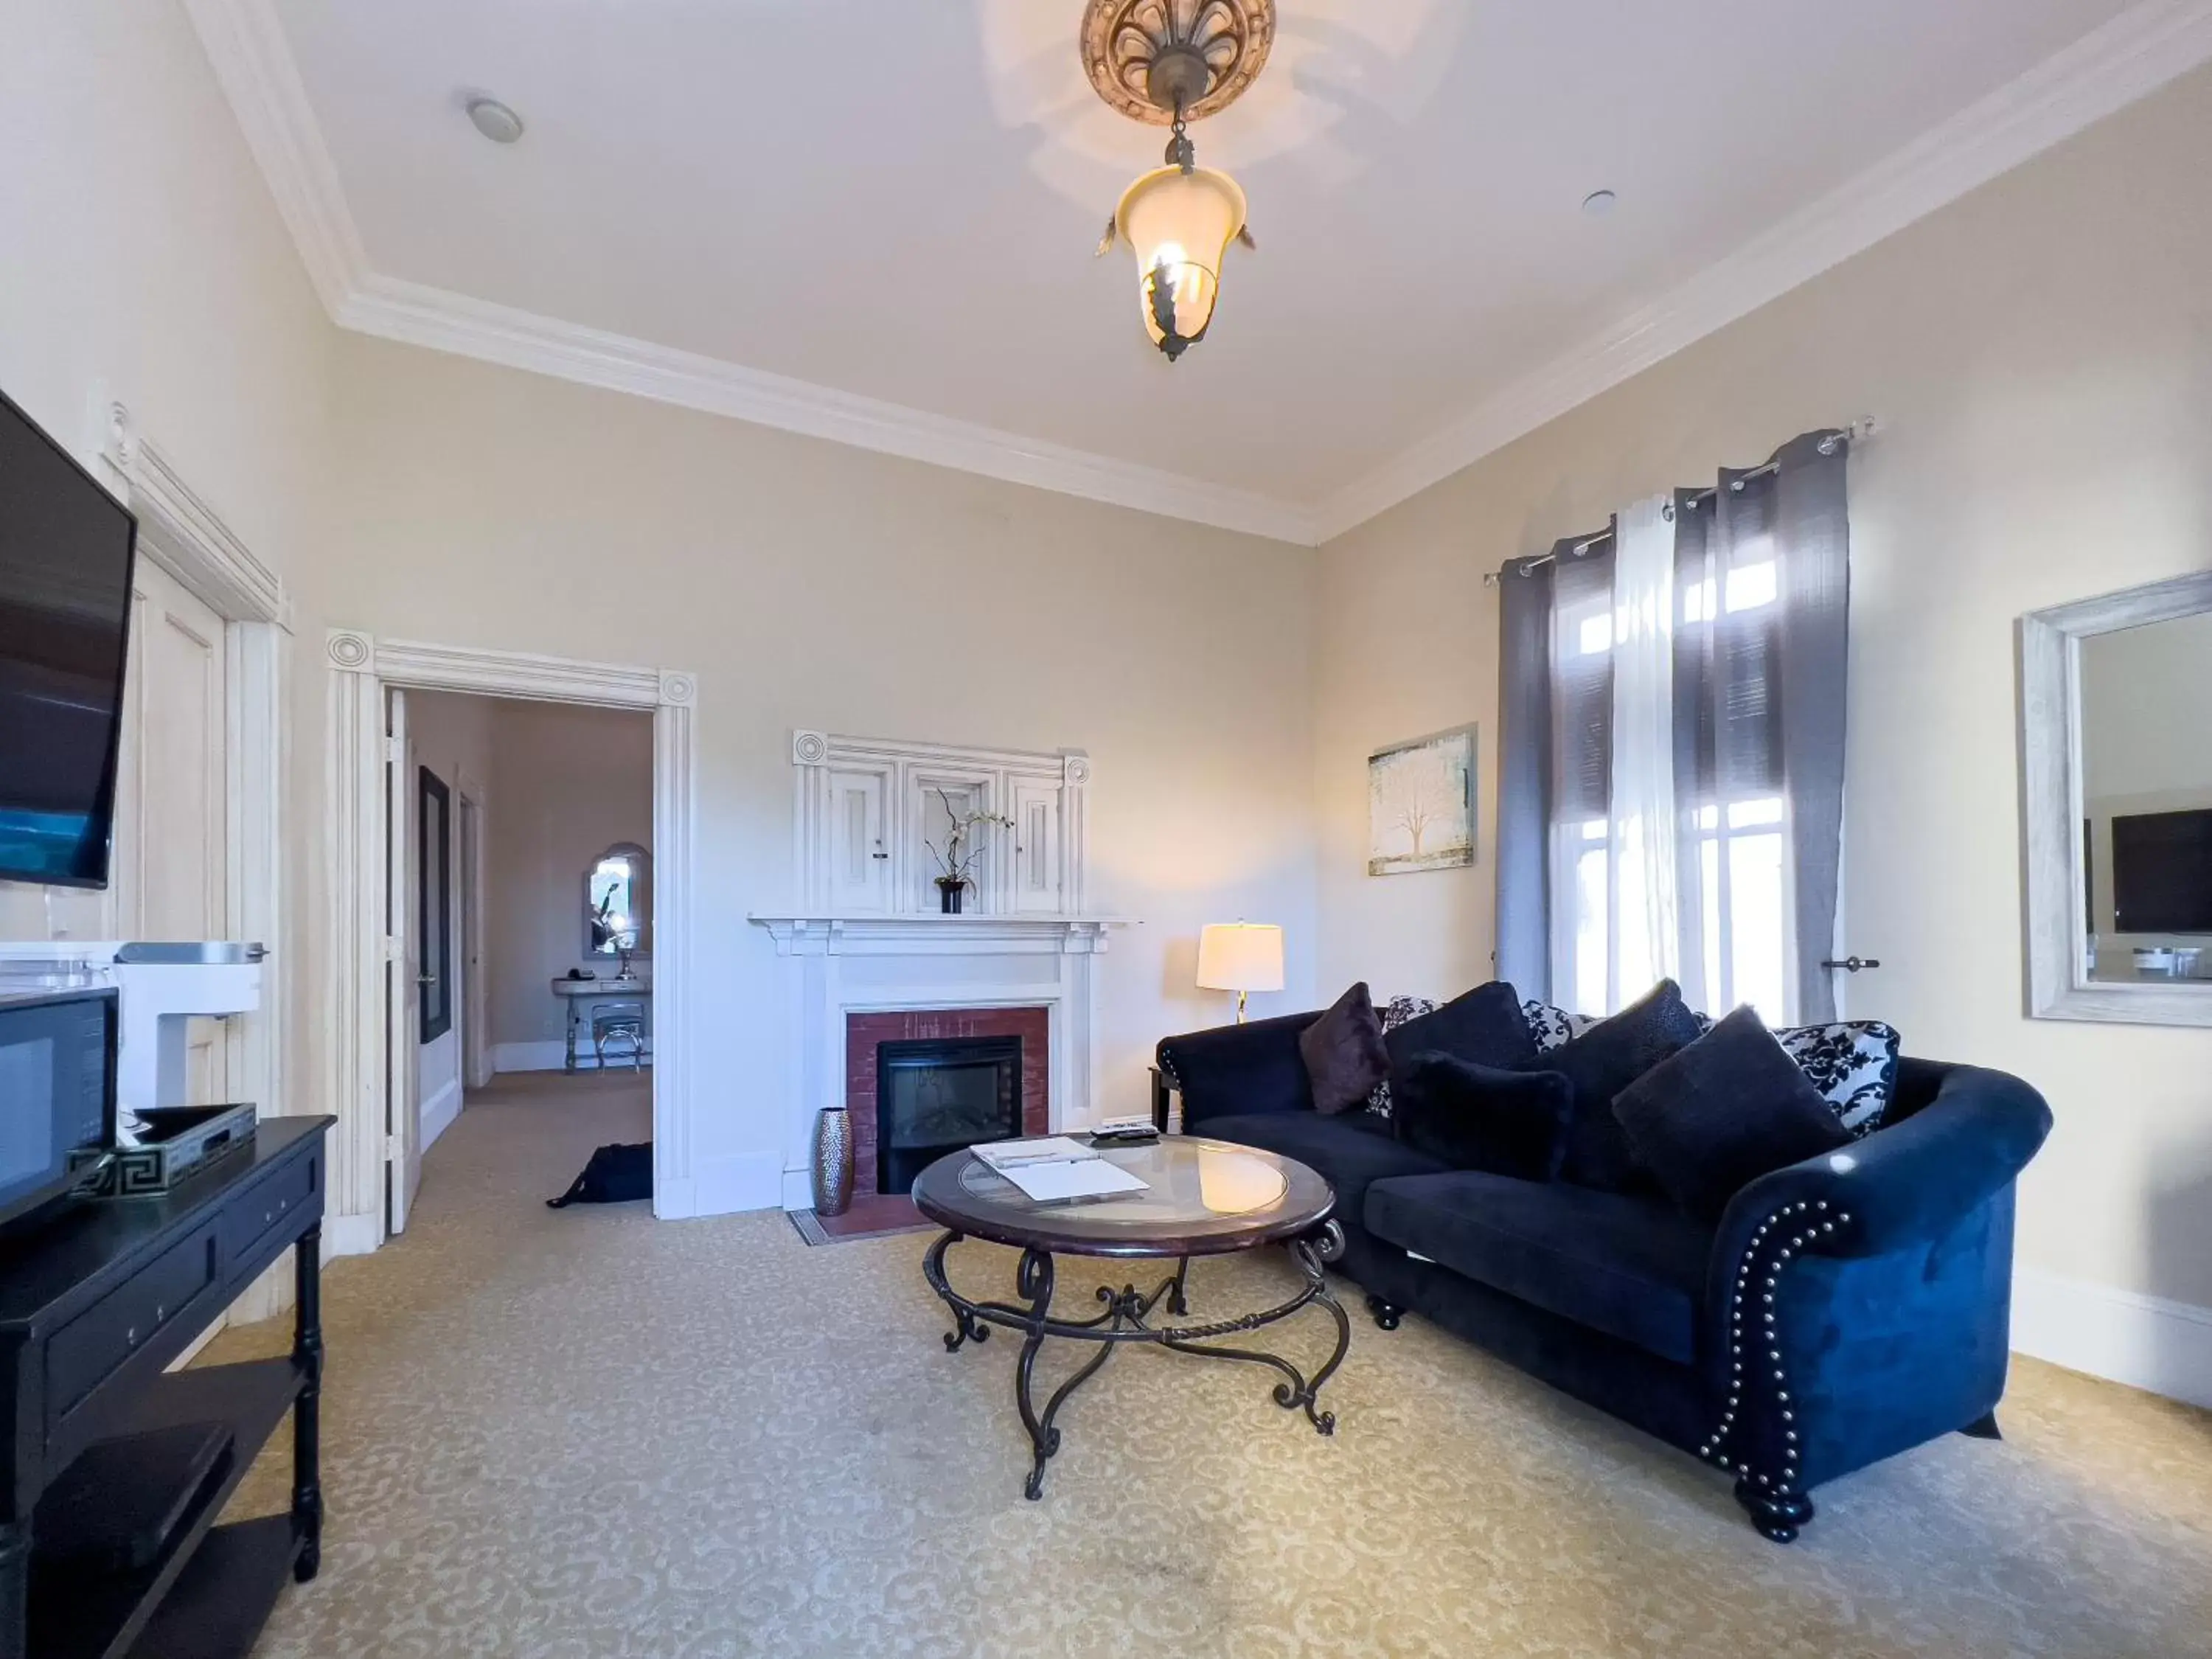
[1235,990,1249,1024]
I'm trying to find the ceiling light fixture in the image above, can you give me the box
[1582,189,1618,216]
[465,97,526,145]
[1084,0,1273,362]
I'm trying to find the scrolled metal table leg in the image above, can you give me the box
[1166,1255,1191,1316]
[923,1231,990,1352]
[1010,1248,1112,1500]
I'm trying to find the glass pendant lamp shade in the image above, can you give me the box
[1114,164,1248,358]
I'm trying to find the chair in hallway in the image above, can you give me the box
[590,1000,647,1071]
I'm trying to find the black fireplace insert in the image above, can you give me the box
[876,1034,1022,1196]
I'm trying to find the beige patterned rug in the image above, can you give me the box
[209,1073,2212,1658]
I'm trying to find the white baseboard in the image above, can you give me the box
[493,1039,653,1074]
[323,1210,382,1258]
[2013,1267,2212,1410]
[782,1166,814,1213]
[691,1152,783,1217]
[420,1077,463,1149]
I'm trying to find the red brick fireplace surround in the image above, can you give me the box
[846,1006,1050,1197]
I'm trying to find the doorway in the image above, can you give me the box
[326,633,698,1254]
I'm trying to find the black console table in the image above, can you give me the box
[0,1115,333,1659]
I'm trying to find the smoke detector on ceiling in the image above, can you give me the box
[465,97,525,145]
[1581,189,1618,217]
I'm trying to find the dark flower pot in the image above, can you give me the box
[936,878,964,915]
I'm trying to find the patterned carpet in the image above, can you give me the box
[209,1073,2212,1658]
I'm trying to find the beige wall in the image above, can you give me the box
[1312,66,2212,1315]
[0,1,334,1116]
[482,702,655,1054]
[307,331,1319,1206]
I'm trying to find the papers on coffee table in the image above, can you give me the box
[971,1137,1150,1203]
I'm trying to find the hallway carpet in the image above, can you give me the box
[211,1074,2212,1658]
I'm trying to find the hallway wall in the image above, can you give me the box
[485,701,655,1068]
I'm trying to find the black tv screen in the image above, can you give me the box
[2112,809,2212,934]
[0,389,136,889]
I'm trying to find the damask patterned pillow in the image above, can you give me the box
[1366,995,1437,1117]
[1522,1000,1599,1052]
[1526,995,1893,1135]
[1774,1020,1902,1137]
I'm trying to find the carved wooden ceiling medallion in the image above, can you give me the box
[1080,0,1276,125]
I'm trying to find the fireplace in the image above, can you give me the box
[875,1035,1021,1194]
[845,1006,1050,1197]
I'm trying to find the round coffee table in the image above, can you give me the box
[911,1135,1349,1499]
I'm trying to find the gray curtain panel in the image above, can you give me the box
[1491,432,1850,1020]
[1770,431,1851,1021]
[1494,543,1565,1001]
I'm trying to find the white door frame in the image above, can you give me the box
[324,632,698,1249]
[99,404,288,1142]
[456,780,493,1091]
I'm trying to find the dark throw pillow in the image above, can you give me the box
[1535,978,1705,1193]
[1383,981,1539,1091]
[1392,1051,1573,1181]
[1611,1005,1854,1222]
[1298,981,1391,1115]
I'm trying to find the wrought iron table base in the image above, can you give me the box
[923,1232,1349,1500]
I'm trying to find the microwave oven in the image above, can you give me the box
[0,986,119,1231]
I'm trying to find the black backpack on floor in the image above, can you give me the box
[546,1142,653,1208]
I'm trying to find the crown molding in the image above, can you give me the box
[333,272,1320,543]
[180,0,1318,546]
[188,0,2212,550]
[1309,0,2212,543]
[181,0,368,313]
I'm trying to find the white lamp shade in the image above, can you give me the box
[1115,164,1247,347]
[1195,922,1284,993]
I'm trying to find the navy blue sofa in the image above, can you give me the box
[1155,1011,2053,1540]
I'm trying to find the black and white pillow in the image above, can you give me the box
[1774,1020,1901,1138]
[1522,1000,1598,1052]
[1366,995,1438,1117]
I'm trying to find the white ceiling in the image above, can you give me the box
[201,0,2210,539]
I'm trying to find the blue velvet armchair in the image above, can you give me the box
[1159,1019,2053,1541]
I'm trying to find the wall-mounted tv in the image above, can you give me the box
[2112,808,2212,934]
[0,389,136,889]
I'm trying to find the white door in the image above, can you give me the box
[825,768,889,911]
[385,689,424,1235]
[113,558,229,1103]
[1010,781,1064,914]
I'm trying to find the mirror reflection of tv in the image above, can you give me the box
[0,388,136,889]
[2112,808,2212,934]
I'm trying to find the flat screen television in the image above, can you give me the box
[0,388,136,889]
[2112,807,2212,934]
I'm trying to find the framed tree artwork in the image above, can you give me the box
[1368,726,1476,875]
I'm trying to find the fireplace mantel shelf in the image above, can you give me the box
[750,914,1132,959]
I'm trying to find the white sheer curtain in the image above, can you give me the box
[1607,495,1680,1006]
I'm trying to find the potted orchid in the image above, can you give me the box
[925,787,1014,914]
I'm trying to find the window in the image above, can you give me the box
[1551,517,1795,1021]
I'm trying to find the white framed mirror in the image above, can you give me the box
[2021,571,2212,1026]
[585,841,652,960]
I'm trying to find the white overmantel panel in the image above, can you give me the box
[790,731,1090,919]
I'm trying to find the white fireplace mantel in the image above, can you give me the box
[749,911,1133,1210]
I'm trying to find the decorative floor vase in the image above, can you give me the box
[811,1105,854,1217]
[936,880,964,914]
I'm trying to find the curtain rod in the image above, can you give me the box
[1482,418,1877,587]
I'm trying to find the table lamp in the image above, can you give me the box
[1195,922,1284,1023]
